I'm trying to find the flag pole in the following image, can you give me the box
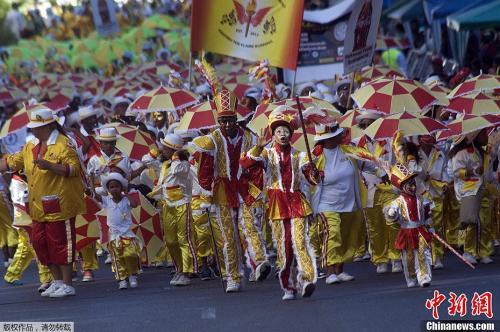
[291,70,297,96]
[188,52,193,89]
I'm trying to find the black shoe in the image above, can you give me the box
[200,266,212,281]
[209,263,220,278]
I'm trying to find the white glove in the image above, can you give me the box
[386,207,397,218]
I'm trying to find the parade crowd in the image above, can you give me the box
[0,4,499,303]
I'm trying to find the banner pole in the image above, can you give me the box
[188,52,193,89]
[291,70,297,96]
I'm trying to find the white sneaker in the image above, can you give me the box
[128,275,138,288]
[104,254,112,264]
[255,261,271,281]
[38,283,51,293]
[282,290,296,301]
[493,239,500,247]
[433,257,444,269]
[391,260,403,273]
[175,274,191,286]
[419,278,431,288]
[225,280,240,293]
[353,256,364,262]
[325,274,340,285]
[337,272,355,282]
[169,273,180,286]
[362,252,371,260]
[463,253,478,264]
[3,261,9,268]
[49,284,75,298]
[407,280,417,288]
[96,249,104,257]
[480,256,494,264]
[376,263,389,274]
[118,280,128,289]
[248,271,256,282]
[41,282,61,297]
[301,282,315,298]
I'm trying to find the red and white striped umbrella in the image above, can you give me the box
[0,86,28,106]
[359,65,404,83]
[445,92,500,116]
[448,74,500,99]
[224,83,254,101]
[0,103,56,138]
[75,196,101,251]
[177,100,252,132]
[129,85,199,113]
[364,111,447,140]
[100,123,157,160]
[351,77,437,114]
[427,83,451,106]
[436,114,500,141]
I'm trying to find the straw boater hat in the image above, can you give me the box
[78,105,102,122]
[27,108,57,129]
[97,127,118,141]
[101,171,128,191]
[355,110,382,124]
[160,133,184,151]
[314,123,344,142]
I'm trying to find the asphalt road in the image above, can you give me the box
[1,250,499,332]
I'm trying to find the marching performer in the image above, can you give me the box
[310,123,371,284]
[383,163,434,288]
[450,130,494,264]
[4,173,52,291]
[191,59,270,292]
[93,172,142,289]
[150,133,197,286]
[0,108,86,298]
[241,107,317,301]
[355,111,401,274]
[415,135,452,269]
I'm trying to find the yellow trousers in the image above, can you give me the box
[262,218,274,251]
[162,203,197,274]
[4,228,51,284]
[464,195,494,258]
[309,217,322,261]
[0,195,17,248]
[271,219,283,271]
[240,201,267,269]
[211,205,241,283]
[192,210,213,261]
[365,189,400,264]
[400,236,432,287]
[445,191,461,246]
[109,238,141,281]
[429,197,445,262]
[274,218,316,293]
[317,210,365,266]
[79,243,99,271]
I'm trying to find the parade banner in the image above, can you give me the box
[191,0,305,70]
[298,14,349,67]
[343,0,383,74]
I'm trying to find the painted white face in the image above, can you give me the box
[274,125,291,146]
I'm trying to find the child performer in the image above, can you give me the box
[384,163,434,288]
[93,172,142,289]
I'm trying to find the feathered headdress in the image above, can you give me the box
[248,59,277,103]
[195,56,237,118]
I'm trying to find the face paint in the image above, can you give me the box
[274,126,291,146]
[402,179,416,196]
